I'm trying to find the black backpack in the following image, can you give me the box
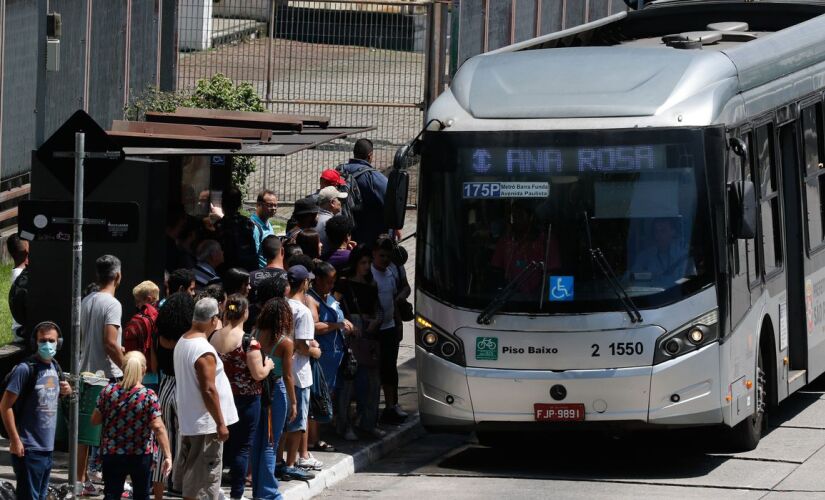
[8,267,29,335]
[0,356,63,439]
[335,163,373,220]
[221,214,260,272]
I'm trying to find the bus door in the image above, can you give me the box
[777,118,807,390]
[799,101,825,380]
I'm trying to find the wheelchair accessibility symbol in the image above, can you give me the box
[549,276,574,302]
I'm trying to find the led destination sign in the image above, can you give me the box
[467,145,670,175]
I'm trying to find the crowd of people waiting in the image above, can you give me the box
[1,138,413,500]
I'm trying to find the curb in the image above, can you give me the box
[282,414,425,500]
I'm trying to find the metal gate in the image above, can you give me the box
[176,0,433,206]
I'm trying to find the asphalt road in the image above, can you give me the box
[321,374,825,499]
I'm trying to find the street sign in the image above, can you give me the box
[36,110,124,196]
[18,200,139,242]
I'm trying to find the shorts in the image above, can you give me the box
[379,326,401,387]
[285,386,310,433]
[177,433,223,499]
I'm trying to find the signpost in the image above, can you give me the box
[69,132,84,495]
[19,201,140,242]
[38,131,126,494]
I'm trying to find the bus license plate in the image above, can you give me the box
[534,403,585,422]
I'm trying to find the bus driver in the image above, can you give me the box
[629,218,696,288]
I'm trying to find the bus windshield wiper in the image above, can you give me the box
[477,260,544,325]
[582,212,643,323]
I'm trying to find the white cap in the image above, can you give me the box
[318,186,348,204]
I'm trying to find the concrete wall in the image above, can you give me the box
[213,0,274,21]
[178,0,213,51]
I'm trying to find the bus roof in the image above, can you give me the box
[437,2,825,125]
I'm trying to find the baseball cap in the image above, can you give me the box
[293,197,320,217]
[318,186,348,205]
[320,169,346,186]
[287,265,315,284]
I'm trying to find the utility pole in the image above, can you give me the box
[68,131,84,495]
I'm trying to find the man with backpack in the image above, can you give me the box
[219,186,260,272]
[1,321,71,499]
[337,138,390,246]
[6,235,29,343]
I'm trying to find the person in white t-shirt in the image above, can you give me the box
[173,297,239,500]
[372,237,411,424]
[6,235,28,343]
[282,265,322,481]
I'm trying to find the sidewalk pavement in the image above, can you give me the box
[0,216,423,499]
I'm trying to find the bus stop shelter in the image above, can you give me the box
[20,108,372,365]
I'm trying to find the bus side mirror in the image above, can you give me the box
[729,180,757,239]
[384,143,416,230]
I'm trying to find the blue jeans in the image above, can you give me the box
[226,394,261,498]
[336,365,381,433]
[251,378,287,500]
[101,454,152,500]
[11,450,53,500]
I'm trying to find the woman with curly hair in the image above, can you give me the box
[251,298,297,497]
[209,294,273,500]
[151,292,194,500]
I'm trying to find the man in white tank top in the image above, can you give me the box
[174,297,239,500]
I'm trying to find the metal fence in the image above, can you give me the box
[0,0,173,189]
[176,0,431,205]
[456,0,627,66]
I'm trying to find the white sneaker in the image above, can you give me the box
[297,453,324,470]
[87,469,103,484]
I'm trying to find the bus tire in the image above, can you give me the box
[729,348,766,451]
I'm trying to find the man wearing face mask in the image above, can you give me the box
[1,321,72,499]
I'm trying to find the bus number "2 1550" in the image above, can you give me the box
[591,342,644,357]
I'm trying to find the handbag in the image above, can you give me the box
[343,281,380,368]
[340,340,358,380]
[396,299,414,322]
[256,330,280,407]
[309,358,333,423]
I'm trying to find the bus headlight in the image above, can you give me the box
[654,311,719,364]
[688,328,705,344]
[415,315,466,366]
[422,330,439,346]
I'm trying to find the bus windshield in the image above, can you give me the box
[417,128,716,314]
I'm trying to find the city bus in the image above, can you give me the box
[411,1,825,449]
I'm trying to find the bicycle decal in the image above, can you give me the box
[475,337,498,361]
[549,276,574,302]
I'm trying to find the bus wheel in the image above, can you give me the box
[729,348,767,451]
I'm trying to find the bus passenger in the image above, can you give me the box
[491,204,560,293]
[194,240,224,290]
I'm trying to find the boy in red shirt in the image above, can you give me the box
[123,281,160,387]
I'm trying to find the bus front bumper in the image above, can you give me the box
[416,343,723,432]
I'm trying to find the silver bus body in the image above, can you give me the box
[416,1,825,439]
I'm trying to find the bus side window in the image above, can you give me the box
[756,123,783,277]
[744,131,760,286]
[728,133,745,277]
[802,102,825,252]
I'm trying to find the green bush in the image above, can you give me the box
[125,74,264,190]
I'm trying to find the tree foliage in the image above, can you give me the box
[125,74,264,190]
